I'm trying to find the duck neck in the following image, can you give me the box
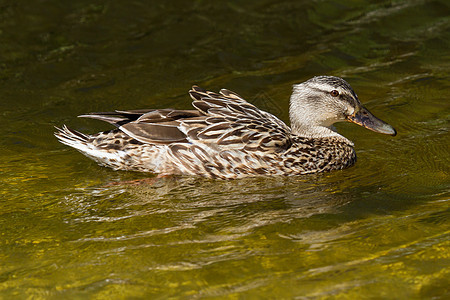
[292,122,346,139]
[289,114,353,146]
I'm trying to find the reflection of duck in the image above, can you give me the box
[55,76,396,179]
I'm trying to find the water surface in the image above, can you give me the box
[1,0,449,298]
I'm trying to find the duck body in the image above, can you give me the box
[55,76,395,179]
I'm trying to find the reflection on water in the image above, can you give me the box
[0,0,449,298]
[4,173,446,298]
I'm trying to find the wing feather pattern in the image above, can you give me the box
[78,86,292,151]
[187,86,292,151]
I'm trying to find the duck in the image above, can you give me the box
[55,76,396,179]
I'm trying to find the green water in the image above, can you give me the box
[1,0,449,298]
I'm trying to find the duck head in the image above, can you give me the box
[289,76,396,139]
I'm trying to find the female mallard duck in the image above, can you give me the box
[55,76,396,179]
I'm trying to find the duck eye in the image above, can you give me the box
[330,90,339,97]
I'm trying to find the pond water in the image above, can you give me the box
[1,0,449,298]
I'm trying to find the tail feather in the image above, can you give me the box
[54,125,111,164]
[54,125,140,170]
[54,125,90,148]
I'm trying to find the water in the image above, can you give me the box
[1,0,449,298]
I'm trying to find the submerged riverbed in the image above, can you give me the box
[1,0,449,298]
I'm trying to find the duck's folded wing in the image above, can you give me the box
[182,86,293,151]
[79,109,204,144]
[79,109,202,127]
[80,86,292,151]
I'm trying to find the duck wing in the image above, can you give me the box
[80,109,203,143]
[80,86,292,151]
[185,86,292,151]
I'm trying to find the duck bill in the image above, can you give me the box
[347,106,397,136]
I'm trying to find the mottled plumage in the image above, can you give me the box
[55,76,396,179]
